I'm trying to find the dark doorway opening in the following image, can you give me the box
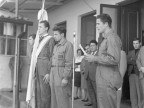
[81,11,96,47]
[120,1,143,102]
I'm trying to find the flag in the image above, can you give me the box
[26,0,48,107]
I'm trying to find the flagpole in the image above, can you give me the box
[13,0,19,108]
[72,32,76,108]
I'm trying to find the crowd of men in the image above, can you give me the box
[21,13,144,108]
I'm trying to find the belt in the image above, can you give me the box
[51,65,65,67]
[37,57,49,59]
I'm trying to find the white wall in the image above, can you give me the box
[0,56,30,89]
[20,0,124,44]
[48,0,123,46]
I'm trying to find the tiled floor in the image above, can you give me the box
[0,89,131,108]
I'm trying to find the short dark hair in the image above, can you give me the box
[96,13,112,28]
[53,26,66,37]
[40,20,50,31]
[29,34,36,40]
[84,44,89,50]
[77,49,84,55]
[133,37,141,43]
[85,44,89,47]
[89,40,98,46]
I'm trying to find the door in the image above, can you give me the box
[121,7,140,52]
[81,11,96,47]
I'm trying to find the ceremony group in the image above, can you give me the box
[25,13,144,108]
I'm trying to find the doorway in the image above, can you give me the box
[120,0,144,102]
[81,11,96,47]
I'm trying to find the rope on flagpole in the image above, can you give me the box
[72,32,76,108]
[42,0,45,9]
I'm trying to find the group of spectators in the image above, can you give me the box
[73,18,144,108]
[74,40,98,107]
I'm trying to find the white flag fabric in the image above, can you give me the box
[26,30,39,108]
[37,0,48,22]
[26,33,52,107]
[26,0,49,107]
[37,8,48,22]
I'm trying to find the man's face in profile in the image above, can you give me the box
[96,19,106,34]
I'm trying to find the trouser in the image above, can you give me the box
[87,78,97,108]
[96,71,118,108]
[50,67,71,108]
[140,78,144,107]
[129,74,143,108]
[50,84,71,108]
[36,74,51,108]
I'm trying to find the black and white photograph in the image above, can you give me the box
[0,0,144,108]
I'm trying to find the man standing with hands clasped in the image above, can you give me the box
[50,26,73,108]
[85,14,122,108]
[36,20,55,108]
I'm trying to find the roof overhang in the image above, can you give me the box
[0,0,68,13]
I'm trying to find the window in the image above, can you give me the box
[0,37,5,54]
[7,38,15,55]
[0,22,28,56]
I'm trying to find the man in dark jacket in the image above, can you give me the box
[127,38,142,108]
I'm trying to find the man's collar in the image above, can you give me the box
[57,38,66,46]
[103,29,113,39]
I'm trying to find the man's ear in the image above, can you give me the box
[61,33,64,37]
[140,42,142,47]
[105,22,109,27]
[46,27,49,31]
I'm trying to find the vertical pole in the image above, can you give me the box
[72,32,76,108]
[15,0,18,18]
[13,0,19,108]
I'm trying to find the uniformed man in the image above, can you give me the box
[85,14,122,108]
[28,34,36,50]
[36,20,55,108]
[28,34,36,59]
[50,26,73,108]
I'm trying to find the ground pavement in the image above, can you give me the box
[0,89,131,108]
